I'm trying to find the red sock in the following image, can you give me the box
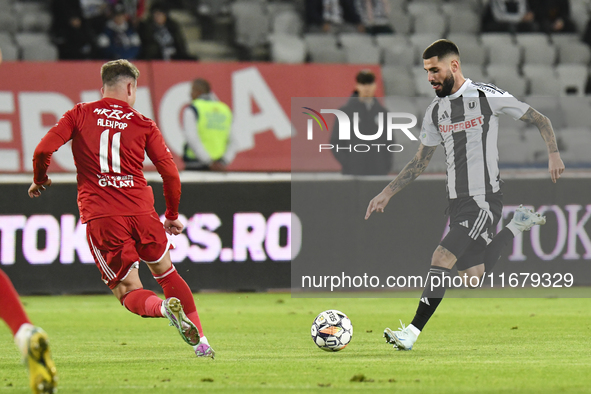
[0,270,31,336]
[154,265,203,336]
[120,288,163,317]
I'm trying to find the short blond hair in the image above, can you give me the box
[101,59,140,87]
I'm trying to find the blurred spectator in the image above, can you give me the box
[330,70,392,176]
[305,0,363,32]
[108,0,147,26]
[97,3,141,59]
[355,0,394,35]
[79,0,110,35]
[481,0,536,32]
[54,11,96,59]
[182,79,236,171]
[529,0,576,33]
[139,2,196,60]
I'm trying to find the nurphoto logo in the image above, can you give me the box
[302,107,418,153]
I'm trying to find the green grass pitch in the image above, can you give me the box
[0,293,590,393]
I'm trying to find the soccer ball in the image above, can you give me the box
[311,309,353,351]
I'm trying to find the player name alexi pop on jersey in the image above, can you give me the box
[97,118,129,130]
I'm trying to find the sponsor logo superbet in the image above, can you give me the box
[303,107,418,153]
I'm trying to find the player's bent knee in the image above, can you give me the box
[431,245,457,269]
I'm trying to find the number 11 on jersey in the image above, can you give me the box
[99,129,121,173]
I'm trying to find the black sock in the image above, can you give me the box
[483,227,515,274]
[410,266,451,331]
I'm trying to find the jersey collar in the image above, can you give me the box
[102,97,131,108]
[447,78,471,100]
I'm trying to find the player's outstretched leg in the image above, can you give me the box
[483,205,546,274]
[15,324,58,394]
[154,264,215,358]
[385,265,451,351]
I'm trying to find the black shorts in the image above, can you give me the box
[440,192,503,270]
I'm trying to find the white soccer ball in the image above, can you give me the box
[311,309,353,351]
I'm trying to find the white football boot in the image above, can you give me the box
[384,320,418,351]
[510,205,547,232]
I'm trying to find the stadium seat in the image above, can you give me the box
[461,64,487,83]
[556,64,588,96]
[407,2,440,16]
[446,33,479,49]
[345,43,381,64]
[388,12,413,35]
[15,32,50,47]
[569,0,590,33]
[266,1,297,18]
[231,1,270,47]
[557,128,591,165]
[497,128,532,165]
[383,44,415,67]
[19,10,52,32]
[522,65,560,96]
[339,33,373,49]
[522,43,557,66]
[272,10,303,36]
[0,11,17,33]
[197,0,231,16]
[550,33,581,46]
[269,34,306,63]
[310,46,346,63]
[382,65,416,96]
[559,96,591,127]
[387,0,407,13]
[480,33,514,47]
[0,42,18,61]
[558,42,591,65]
[486,65,528,96]
[447,9,480,34]
[459,43,487,66]
[375,34,410,49]
[413,13,447,36]
[514,33,550,47]
[22,43,58,61]
[412,66,434,96]
[487,43,521,66]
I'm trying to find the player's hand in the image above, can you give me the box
[548,152,565,183]
[365,190,392,220]
[28,178,52,198]
[164,218,184,235]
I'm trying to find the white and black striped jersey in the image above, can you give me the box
[420,78,530,199]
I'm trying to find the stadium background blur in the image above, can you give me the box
[1,0,591,295]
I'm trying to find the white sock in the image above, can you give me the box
[506,221,522,237]
[14,323,35,356]
[160,301,167,317]
[408,324,421,337]
[192,335,208,351]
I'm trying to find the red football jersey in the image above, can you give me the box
[33,97,180,223]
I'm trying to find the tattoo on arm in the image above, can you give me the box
[387,145,436,194]
[520,107,559,153]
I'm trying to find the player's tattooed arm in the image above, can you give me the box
[519,106,565,183]
[387,144,436,195]
[519,107,558,153]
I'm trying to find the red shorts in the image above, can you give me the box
[86,212,170,289]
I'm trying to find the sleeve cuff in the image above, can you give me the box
[165,211,179,221]
[34,175,48,185]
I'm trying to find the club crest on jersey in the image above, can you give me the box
[468,100,477,109]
